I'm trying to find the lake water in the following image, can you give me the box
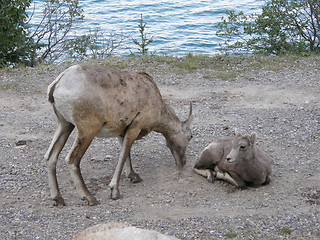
[29,0,264,57]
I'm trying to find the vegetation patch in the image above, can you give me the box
[225,232,238,238]
[0,82,19,90]
[216,0,320,55]
[279,227,293,235]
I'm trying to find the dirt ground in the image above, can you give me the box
[0,56,319,239]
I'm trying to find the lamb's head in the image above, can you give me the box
[166,104,193,167]
[226,132,256,163]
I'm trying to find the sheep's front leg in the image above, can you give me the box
[215,172,239,186]
[216,171,246,188]
[110,128,141,200]
[193,168,216,183]
[118,137,143,183]
[125,153,143,183]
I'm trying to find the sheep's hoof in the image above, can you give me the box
[129,172,143,183]
[110,188,122,200]
[263,175,271,185]
[207,172,216,183]
[82,195,100,206]
[53,196,66,206]
[88,200,100,206]
[207,177,215,183]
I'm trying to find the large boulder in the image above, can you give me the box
[72,222,180,240]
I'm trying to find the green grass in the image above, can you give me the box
[225,232,238,238]
[117,54,320,79]
[1,54,319,83]
[279,227,292,235]
[0,82,19,90]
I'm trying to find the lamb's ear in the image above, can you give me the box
[234,128,241,137]
[249,132,257,145]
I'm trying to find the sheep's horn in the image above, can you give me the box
[184,102,193,125]
[189,102,193,117]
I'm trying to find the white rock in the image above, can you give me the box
[72,222,180,240]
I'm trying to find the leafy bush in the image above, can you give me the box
[63,28,127,60]
[217,0,320,55]
[29,0,84,65]
[0,0,34,67]
[0,0,84,66]
[1,0,127,67]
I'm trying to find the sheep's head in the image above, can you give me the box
[226,132,256,163]
[166,103,193,167]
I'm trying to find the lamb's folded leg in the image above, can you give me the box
[193,168,216,183]
[215,172,239,186]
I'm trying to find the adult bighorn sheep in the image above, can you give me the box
[45,65,193,206]
[193,132,272,188]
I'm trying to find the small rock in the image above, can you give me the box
[223,125,229,130]
[15,140,27,146]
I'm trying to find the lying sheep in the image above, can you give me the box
[72,222,180,240]
[193,132,272,188]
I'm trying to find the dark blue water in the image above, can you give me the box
[29,0,264,56]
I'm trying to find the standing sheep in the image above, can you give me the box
[193,132,272,188]
[45,65,193,206]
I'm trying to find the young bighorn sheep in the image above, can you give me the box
[45,65,193,206]
[193,132,271,188]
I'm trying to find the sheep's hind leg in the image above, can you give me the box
[66,129,100,206]
[45,118,74,206]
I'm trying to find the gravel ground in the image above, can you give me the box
[0,56,319,239]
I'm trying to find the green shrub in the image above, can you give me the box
[29,0,84,65]
[0,0,85,67]
[0,0,34,67]
[279,227,293,235]
[217,0,320,55]
[225,232,237,238]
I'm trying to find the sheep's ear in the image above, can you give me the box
[234,128,241,136]
[249,133,257,145]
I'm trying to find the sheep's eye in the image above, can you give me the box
[239,145,246,150]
